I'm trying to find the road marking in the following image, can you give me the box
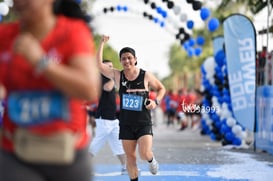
[94,171,199,177]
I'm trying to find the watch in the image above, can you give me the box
[154,99,160,106]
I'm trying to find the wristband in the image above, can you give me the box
[154,99,160,106]
[35,56,50,75]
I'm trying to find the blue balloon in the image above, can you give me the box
[208,18,220,32]
[156,7,162,14]
[123,6,128,12]
[232,137,242,146]
[186,20,194,29]
[153,17,159,23]
[200,7,210,21]
[183,42,189,50]
[116,5,122,11]
[210,133,216,141]
[0,15,2,22]
[215,120,222,129]
[196,36,205,46]
[215,49,225,66]
[222,88,229,96]
[225,132,234,142]
[161,11,167,18]
[188,38,195,47]
[187,48,194,57]
[160,21,165,27]
[195,47,202,56]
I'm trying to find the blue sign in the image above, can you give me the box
[223,14,256,131]
[256,86,273,155]
[212,36,224,56]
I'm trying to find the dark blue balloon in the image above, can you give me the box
[210,133,216,140]
[215,120,222,129]
[156,7,162,14]
[222,88,230,96]
[200,7,210,21]
[161,10,167,18]
[153,17,159,23]
[196,36,205,46]
[215,49,225,66]
[208,18,220,32]
[225,132,234,142]
[160,21,165,27]
[123,6,128,11]
[232,137,242,146]
[188,38,195,47]
[116,5,122,11]
[195,47,202,56]
[187,20,194,29]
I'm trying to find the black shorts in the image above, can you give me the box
[167,109,176,117]
[119,125,153,140]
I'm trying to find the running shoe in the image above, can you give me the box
[149,158,159,175]
[121,168,127,175]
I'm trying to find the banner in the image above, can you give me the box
[256,86,273,155]
[212,36,224,56]
[223,14,256,131]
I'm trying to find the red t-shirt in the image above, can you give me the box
[0,16,95,151]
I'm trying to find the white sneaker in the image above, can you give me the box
[149,158,159,175]
[121,168,127,175]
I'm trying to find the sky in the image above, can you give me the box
[88,0,272,79]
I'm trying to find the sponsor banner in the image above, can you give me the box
[223,14,256,131]
[212,36,224,56]
[256,86,273,155]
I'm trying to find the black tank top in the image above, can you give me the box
[119,69,151,126]
[95,75,117,120]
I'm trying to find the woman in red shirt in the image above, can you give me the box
[0,0,100,181]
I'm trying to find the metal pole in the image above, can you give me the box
[267,0,270,50]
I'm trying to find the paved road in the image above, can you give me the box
[91,108,273,181]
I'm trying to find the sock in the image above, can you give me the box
[131,177,138,181]
[148,157,153,163]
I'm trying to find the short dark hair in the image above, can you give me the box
[119,47,136,58]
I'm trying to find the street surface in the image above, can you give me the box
[91,108,273,181]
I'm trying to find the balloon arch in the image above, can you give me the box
[0,0,220,57]
[90,0,220,57]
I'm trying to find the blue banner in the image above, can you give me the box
[212,36,224,56]
[223,14,256,131]
[256,86,273,155]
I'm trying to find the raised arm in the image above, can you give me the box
[96,35,120,87]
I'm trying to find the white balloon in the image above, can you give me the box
[173,5,181,15]
[202,113,209,119]
[205,118,212,125]
[232,125,242,136]
[208,76,215,85]
[236,130,246,140]
[180,13,187,22]
[203,56,215,75]
[226,117,236,127]
[221,103,228,110]
[0,2,9,16]
[4,0,13,7]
